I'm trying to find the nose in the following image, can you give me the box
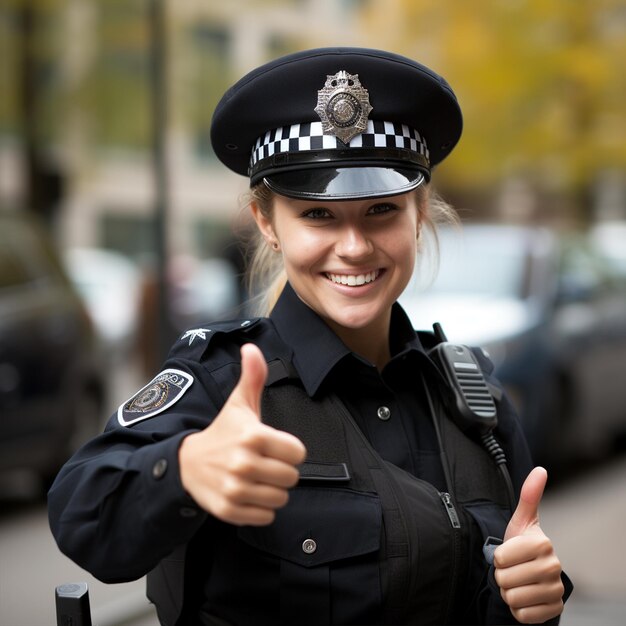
[335,225,374,260]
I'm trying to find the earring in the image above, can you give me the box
[271,241,280,251]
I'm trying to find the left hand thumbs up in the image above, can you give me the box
[494,467,565,624]
[503,466,547,541]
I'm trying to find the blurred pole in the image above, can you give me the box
[17,3,65,223]
[18,4,37,212]
[148,0,174,366]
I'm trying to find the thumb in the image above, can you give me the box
[504,466,548,541]
[231,343,268,417]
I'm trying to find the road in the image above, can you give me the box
[2,450,626,626]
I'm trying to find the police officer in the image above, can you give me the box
[48,47,572,625]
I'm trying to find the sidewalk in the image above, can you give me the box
[540,455,626,625]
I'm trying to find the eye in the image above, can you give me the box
[367,203,397,215]
[301,207,332,219]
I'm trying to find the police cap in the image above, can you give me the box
[211,47,462,200]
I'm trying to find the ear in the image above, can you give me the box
[250,201,277,244]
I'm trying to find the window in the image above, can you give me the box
[100,213,155,260]
[186,23,232,161]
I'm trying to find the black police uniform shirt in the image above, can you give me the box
[49,282,563,625]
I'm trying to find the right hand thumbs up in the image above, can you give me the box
[232,342,267,416]
[179,343,307,526]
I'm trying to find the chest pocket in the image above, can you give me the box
[257,382,469,625]
[238,486,382,625]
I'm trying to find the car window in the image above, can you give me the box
[410,227,527,299]
[557,240,614,301]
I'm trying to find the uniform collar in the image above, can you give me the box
[270,282,432,396]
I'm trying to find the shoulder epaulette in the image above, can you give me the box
[169,317,263,361]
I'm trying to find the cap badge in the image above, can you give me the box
[315,70,373,144]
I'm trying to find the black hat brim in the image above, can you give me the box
[263,166,426,200]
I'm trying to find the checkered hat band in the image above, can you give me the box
[249,121,429,169]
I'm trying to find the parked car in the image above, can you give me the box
[63,247,142,360]
[399,223,626,469]
[169,255,242,331]
[589,220,626,279]
[0,210,106,487]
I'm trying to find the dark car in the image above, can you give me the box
[399,223,626,469]
[0,210,106,487]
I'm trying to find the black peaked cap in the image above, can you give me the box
[210,47,463,195]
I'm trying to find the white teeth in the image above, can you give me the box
[326,271,380,286]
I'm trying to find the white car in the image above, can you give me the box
[399,223,626,469]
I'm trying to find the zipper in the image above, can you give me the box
[439,492,461,528]
[439,491,463,623]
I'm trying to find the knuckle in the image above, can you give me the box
[502,587,522,609]
[246,508,276,526]
[494,567,506,588]
[274,489,290,508]
[493,545,507,569]
[554,599,564,616]
[260,509,276,525]
[229,450,256,477]
[293,441,307,463]
[499,586,511,607]
[213,498,237,522]
[239,427,261,448]
[221,476,246,501]
[240,425,269,451]
[283,466,301,487]
[545,555,563,579]
[512,606,531,623]
[551,577,565,598]
[536,534,553,554]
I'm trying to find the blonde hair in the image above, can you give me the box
[243,182,459,317]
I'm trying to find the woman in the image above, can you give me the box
[49,47,571,625]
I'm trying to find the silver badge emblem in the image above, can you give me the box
[315,70,373,144]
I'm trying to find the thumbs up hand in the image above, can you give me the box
[494,467,565,623]
[179,343,307,526]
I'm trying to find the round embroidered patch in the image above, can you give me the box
[117,369,193,427]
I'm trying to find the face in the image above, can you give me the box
[253,190,423,340]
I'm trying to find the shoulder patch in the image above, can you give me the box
[117,369,194,427]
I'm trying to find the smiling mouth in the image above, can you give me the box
[325,270,381,287]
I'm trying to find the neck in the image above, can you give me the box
[326,315,392,371]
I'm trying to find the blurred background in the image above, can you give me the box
[1,0,625,624]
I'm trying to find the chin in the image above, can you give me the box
[326,309,385,332]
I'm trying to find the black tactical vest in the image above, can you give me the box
[148,366,512,625]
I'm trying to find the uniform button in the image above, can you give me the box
[377,406,391,421]
[302,538,317,554]
[179,507,198,518]
[152,459,168,479]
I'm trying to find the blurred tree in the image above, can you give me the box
[360,0,626,220]
[2,0,623,222]
[0,0,68,219]
[0,0,153,150]
[83,0,151,149]
[0,5,19,137]
[179,20,233,161]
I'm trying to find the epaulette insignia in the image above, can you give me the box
[180,327,212,346]
[172,318,262,361]
[117,369,193,426]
